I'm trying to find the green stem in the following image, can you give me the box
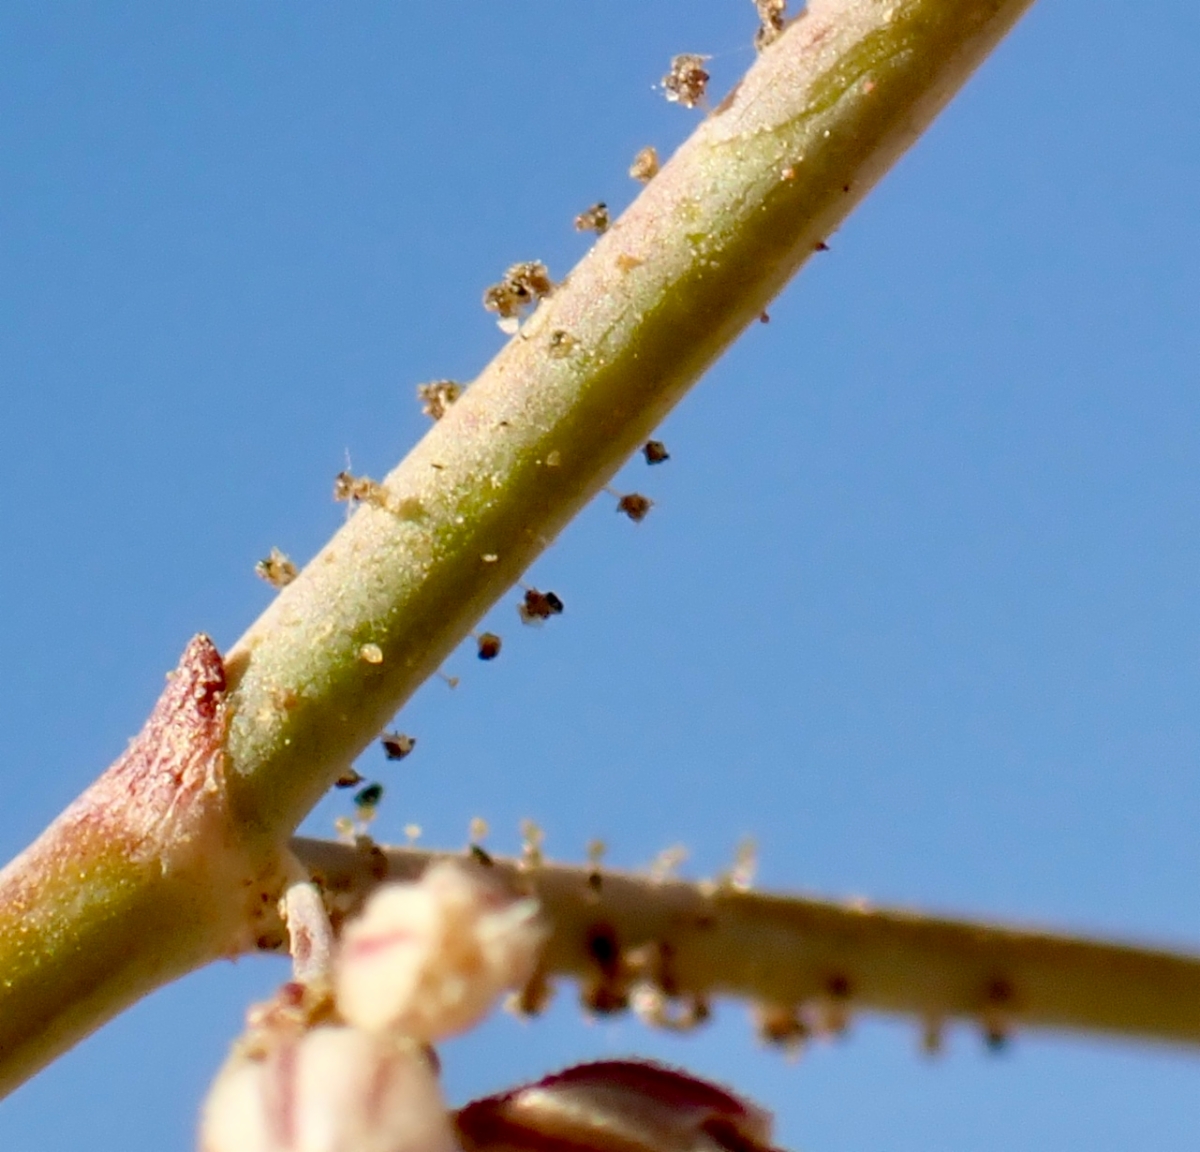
[222,0,1036,836]
[0,0,1035,1098]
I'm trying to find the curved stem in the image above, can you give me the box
[291,840,1200,1051]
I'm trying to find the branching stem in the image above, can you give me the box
[0,0,1037,1097]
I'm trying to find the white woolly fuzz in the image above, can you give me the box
[335,861,545,1040]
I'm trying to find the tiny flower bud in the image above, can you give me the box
[335,861,545,1041]
[199,1027,456,1152]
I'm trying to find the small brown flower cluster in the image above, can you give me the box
[754,0,787,50]
[574,202,610,235]
[476,632,502,660]
[662,54,710,108]
[333,470,388,508]
[616,493,653,523]
[254,547,298,589]
[483,261,554,331]
[417,380,462,420]
[381,731,417,761]
[519,587,564,623]
[629,145,660,183]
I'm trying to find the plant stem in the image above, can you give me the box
[291,840,1200,1050]
[0,0,1036,1097]
[221,0,1036,837]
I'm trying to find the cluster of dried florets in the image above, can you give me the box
[417,380,462,421]
[483,261,554,332]
[574,202,610,235]
[754,0,788,50]
[519,586,564,624]
[629,145,660,183]
[662,54,710,108]
[255,547,298,589]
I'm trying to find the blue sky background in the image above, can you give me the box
[2,2,1198,1149]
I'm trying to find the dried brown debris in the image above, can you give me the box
[333,471,388,508]
[662,55,710,108]
[483,261,554,323]
[754,0,788,50]
[642,440,670,465]
[616,493,653,522]
[629,146,660,183]
[476,632,502,661]
[254,547,298,589]
[417,379,462,420]
[380,732,417,761]
[574,202,610,235]
[519,588,564,624]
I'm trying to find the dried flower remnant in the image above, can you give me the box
[662,54,710,109]
[754,0,788,50]
[518,587,564,624]
[629,145,660,183]
[616,493,653,523]
[381,732,417,761]
[642,440,670,465]
[476,632,502,661]
[483,261,554,331]
[333,470,388,508]
[455,1060,780,1152]
[334,861,545,1041]
[254,547,298,589]
[418,380,462,421]
[574,202,610,235]
[200,1026,456,1152]
[335,769,364,789]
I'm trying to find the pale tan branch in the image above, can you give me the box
[288,840,1200,1051]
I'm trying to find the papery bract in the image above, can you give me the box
[199,1026,455,1152]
